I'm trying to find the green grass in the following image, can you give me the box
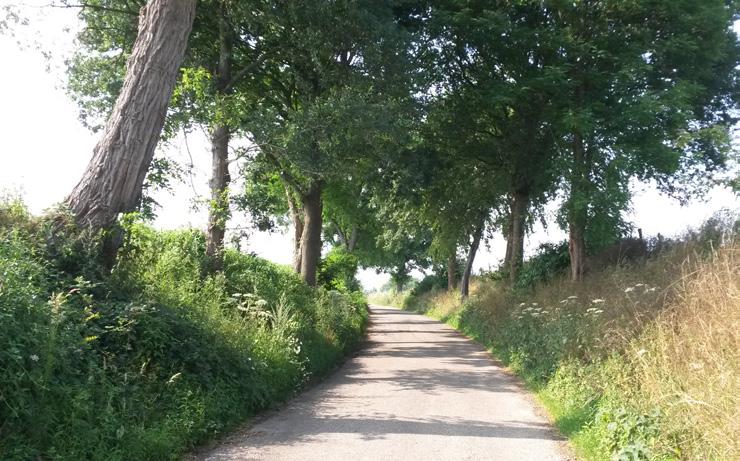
[399,231,738,460]
[0,203,367,460]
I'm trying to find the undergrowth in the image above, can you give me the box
[0,200,367,460]
[399,218,738,461]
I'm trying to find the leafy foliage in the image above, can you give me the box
[317,248,361,293]
[0,204,366,460]
[514,242,570,289]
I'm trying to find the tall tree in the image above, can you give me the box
[65,0,265,271]
[553,0,738,280]
[66,0,196,231]
[423,1,565,282]
[240,0,417,286]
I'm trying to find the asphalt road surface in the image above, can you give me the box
[195,305,571,461]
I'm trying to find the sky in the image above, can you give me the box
[0,3,737,290]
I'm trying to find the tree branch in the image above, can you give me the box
[264,148,306,196]
[49,1,139,17]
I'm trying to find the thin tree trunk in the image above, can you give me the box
[461,220,484,299]
[503,217,513,271]
[447,252,457,291]
[299,182,323,286]
[205,125,230,271]
[347,224,358,252]
[508,189,529,282]
[569,131,587,281]
[393,263,408,292]
[66,0,196,230]
[286,188,304,273]
[333,221,348,248]
[205,4,233,272]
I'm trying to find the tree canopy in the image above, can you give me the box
[61,0,738,287]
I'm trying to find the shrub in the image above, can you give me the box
[515,241,570,289]
[0,209,367,460]
[410,273,447,296]
[317,248,360,293]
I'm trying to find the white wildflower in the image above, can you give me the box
[624,287,635,293]
[255,299,268,308]
[519,302,526,307]
[29,354,39,362]
[689,362,703,370]
[532,302,539,306]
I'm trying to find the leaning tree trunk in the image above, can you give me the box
[508,189,529,282]
[568,131,588,281]
[204,7,233,272]
[461,220,484,299]
[66,0,196,230]
[299,182,323,287]
[447,252,458,291]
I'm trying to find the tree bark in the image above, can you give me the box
[447,252,457,291]
[347,224,358,252]
[299,182,323,286]
[508,189,529,282]
[461,220,484,299]
[205,124,230,271]
[66,0,196,229]
[286,187,304,273]
[204,5,233,272]
[569,131,587,281]
[503,217,513,271]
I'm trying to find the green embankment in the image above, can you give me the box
[0,201,367,460]
[388,236,737,461]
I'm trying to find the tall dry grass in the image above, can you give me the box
[627,244,738,459]
[403,235,739,459]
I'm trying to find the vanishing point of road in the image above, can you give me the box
[195,305,571,461]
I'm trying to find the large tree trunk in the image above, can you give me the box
[66,0,196,229]
[508,189,529,282]
[461,220,484,299]
[299,182,323,286]
[569,131,587,281]
[447,252,457,291]
[285,187,303,273]
[205,125,230,271]
[204,7,233,272]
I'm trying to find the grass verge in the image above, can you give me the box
[398,235,738,460]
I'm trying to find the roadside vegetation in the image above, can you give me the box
[0,199,366,460]
[1,1,737,459]
[380,215,738,461]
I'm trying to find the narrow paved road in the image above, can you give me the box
[196,305,570,461]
